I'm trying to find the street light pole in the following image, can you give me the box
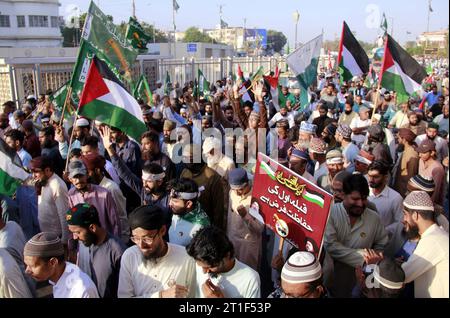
[292,10,300,49]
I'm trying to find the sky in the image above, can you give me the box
[58,0,449,45]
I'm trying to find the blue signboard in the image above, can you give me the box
[244,29,267,49]
[187,43,197,53]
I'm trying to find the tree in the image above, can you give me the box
[183,27,216,43]
[267,30,287,53]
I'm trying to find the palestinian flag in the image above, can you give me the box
[303,189,325,208]
[78,56,147,141]
[0,139,30,196]
[250,66,264,84]
[337,21,369,82]
[380,34,427,104]
[264,67,280,111]
[237,64,254,103]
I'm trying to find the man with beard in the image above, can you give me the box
[350,106,371,149]
[415,122,449,161]
[0,112,11,140]
[320,123,337,150]
[433,103,449,134]
[67,203,126,298]
[309,137,328,181]
[272,119,292,166]
[426,93,444,120]
[100,127,172,219]
[167,178,210,247]
[30,156,70,247]
[118,205,196,298]
[161,120,178,161]
[366,124,393,167]
[57,118,91,160]
[180,144,226,231]
[186,226,261,298]
[202,136,235,181]
[330,171,352,203]
[107,126,142,214]
[317,150,345,192]
[67,160,121,239]
[268,104,295,129]
[22,120,41,158]
[38,126,64,177]
[82,154,129,244]
[5,129,32,168]
[297,122,317,150]
[388,102,410,129]
[368,160,403,234]
[324,174,388,298]
[417,139,446,205]
[226,168,264,272]
[289,149,316,184]
[81,135,121,185]
[141,131,175,180]
[338,98,358,126]
[335,124,359,173]
[312,104,333,136]
[401,110,427,136]
[320,83,340,113]
[392,128,419,197]
[400,192,449,298]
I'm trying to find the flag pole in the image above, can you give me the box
[59,86,72,127]
[172,3,177,59]
[372,34,388,119]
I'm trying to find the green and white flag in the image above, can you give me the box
[0,139,30,196]
[126,17,152,53]
[198,69,210,95]
[69,1,139,102]
[133,75,153,106]
[286,34,323,91]
[164,71,171,96]
[50,81,76,118]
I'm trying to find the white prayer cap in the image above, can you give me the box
[27,95,36,100]
[281,252,322,284]
[94,120,103,126]
[202,137,221,154]
[75,118,90,127]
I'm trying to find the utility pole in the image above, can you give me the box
[132,0,136,18]
[243,18,247,55]
[293,10,300,49]
[427,0,432,32]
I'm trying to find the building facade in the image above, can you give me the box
[0,0,63,48]
[417,30,448,49]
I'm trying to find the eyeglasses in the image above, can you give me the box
[130,232,159,245]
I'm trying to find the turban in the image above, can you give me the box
[129,205,165,231]
[326,150,343,165]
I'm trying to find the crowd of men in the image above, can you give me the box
[0,64,448,298]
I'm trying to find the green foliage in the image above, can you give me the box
[183,27,216,43]
[267,30,287,53]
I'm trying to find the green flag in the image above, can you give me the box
[198,69,210,96]
[250,66,264,83]
[126,17,152,53]
[380,13,388,33]
[164,71,171,96]
[69,1,139,101]
[50,81,75,118]
[133,75,153,106]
